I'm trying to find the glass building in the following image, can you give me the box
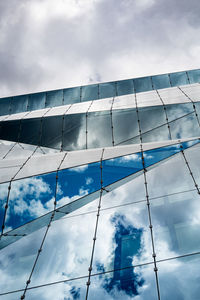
[0,68,200,299]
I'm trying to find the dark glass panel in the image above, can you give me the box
[46,89,63,107]
[152,74,171,89]
[28,92,46,110]
[87,111,112,148]
[40,116,62,149]
[112,108,139,145]
[19,118,41,145]
[0,120,20,142]
[62,113,86,151]
[10,95,28,114]
[134,76,152,93]
[170,71,189,87]
[187,69,200,84]
[63,87,81,105]
[81,84,98,101]
[99,82,116,99]
[116,79,134,96]
[0,97,11,116]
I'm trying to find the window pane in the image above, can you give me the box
[28,92,46,110]
[158,254,200,300]
[170,71,189,87]
[152,74,171,89]
[170,112,200,139]
[134,76,152,93]
[165,103,194,122]
[81,84,98,101]
[46,89,63,107]
[0,120,20,142]
[187,69,200,84]
[11,95,28,114]
[0,97,11,116]
[138,105,166,133]
[62,113,86,151]
[41,116,62,149]
[116,79,134,96]
[99,82,116,99]
[63,87,81,105]
[87,111,112,148]
[4,172,56,231]
[112,108,139,145]
[19,118,41,145]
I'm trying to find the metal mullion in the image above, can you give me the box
[156,89,172,139]
[20,152,68,299]
[178,86,200,127]
[86,101,94,149]
[85,148,104,299]
[110,97,115,146]
[135,92,161,300]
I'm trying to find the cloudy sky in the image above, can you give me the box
[0,0,200,97]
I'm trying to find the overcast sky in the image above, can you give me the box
[0,0,200,97]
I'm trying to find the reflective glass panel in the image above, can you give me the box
[99,82,116,99]
[89,264,157,300]
[181,143,200,186]
[93,192,151,274]
[40,116,62,149]
[134,76,152,93]
[4,172,56,231]
[158,254,200,300]
[26,277,87,300]
[82,84,98,101]
[63,87,81,104]
[0,97,11,116]
[112,108,139,146]
[10,95,28,114]
[0,227,46,294]
[146,151,194,199]
[170,112,200,140]
[28,92,46,111]
[116,79,134,96]
[151,190,200,260]
[29,205,98,287]
[165,103,194,122]
[138,105,167,133]
[57,162,101,208]
[170,71,189,87]
[187,69,200,84]
[46,89,63,107]
[62,113,86,151]
[102,153,143,187]
[152,74,171,89]
[87,111,112,148]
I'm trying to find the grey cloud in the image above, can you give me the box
[0,0,200,97]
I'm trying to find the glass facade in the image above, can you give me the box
[0,69,200,299]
